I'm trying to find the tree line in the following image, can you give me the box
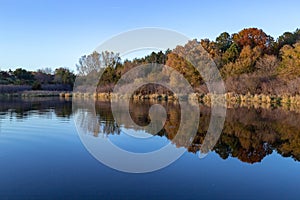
[0,67,75,91]
[2,27,300,94]
[76,27,300,95]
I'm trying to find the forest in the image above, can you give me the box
[76,27,300,95]
[2,27,300,95]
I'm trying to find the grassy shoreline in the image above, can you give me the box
[70,92,300,103]
[2,90,300,110]
[68,92,300,112]
[0,90,68,97]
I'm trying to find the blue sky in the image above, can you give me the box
[1,0,300,71]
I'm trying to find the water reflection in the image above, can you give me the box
[0,97,72,119]
[1,97,300,164]
[94,100,300,164]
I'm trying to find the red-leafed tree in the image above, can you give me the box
[233,28,274,53]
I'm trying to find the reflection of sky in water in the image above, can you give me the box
[108,127,172,153]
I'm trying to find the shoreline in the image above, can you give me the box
[0,90,70,98]
[2,90,300,112]
[2,90,300,107]
[71,92,300,105]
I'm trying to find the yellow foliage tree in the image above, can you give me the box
[278,42,300,79]
[221,45,262,77]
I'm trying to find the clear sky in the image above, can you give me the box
[1,0,300,71]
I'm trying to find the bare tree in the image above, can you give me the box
[76,51,120,76]
[255,54,279,77]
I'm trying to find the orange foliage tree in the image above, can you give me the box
[233,28,274,53]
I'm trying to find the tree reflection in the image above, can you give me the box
[2,97,300,164]
[91,100,300,164]
[0,97,72,119]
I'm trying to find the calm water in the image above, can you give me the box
[0,97,300,199]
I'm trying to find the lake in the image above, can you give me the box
[0,97,299,199]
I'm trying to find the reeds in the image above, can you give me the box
[48,91,300,111]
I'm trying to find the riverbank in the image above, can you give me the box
[0,90,69,97]
[2,91,300,110]
[68,92,300,111]
[70,92,300,104]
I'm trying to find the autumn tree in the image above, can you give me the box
[278,42,300,79]
[200,39,220,58]
[233,28,274,53]
[221,45,262,76]
[166,52,202,88]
